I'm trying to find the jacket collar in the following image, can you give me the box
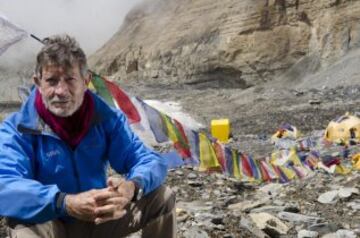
[17,88,112,135]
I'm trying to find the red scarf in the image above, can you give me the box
[35,89,94,149]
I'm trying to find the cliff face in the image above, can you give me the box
[89,0,360,88]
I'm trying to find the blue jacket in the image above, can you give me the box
[0,89,168,223]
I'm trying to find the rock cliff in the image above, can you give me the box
[89,0,360,88]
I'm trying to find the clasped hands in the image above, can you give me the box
[65,177,135,224]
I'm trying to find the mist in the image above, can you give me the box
[0,0,142,63]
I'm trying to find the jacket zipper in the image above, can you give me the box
[69,150,81,192]
[41,132,81,193]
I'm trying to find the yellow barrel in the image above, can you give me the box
[211,119,230,143]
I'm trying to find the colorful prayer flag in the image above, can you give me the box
[140,100,169,143]
[199,132,220,171]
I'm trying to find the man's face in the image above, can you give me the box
[34,63,89,117]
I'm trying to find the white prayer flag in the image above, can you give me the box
[0,14,28,56]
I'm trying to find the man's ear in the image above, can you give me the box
[33,74,41,87]
[84,71,92,86]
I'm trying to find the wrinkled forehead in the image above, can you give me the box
[41,63,81,78]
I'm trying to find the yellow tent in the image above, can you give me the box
[325,114,360,144]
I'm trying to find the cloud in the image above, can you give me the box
[0,0,142,57]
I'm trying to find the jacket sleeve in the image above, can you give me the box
[0,120,63,223]
[107,111,168,195]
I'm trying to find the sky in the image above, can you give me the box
[0,0,142,63]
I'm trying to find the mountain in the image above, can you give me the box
[89,0,360,89]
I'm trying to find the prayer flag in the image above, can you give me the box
[0,14,27,55]
[199,132,220,171]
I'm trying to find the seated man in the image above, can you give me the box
[0,34,176,238]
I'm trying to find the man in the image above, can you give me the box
[0,35,176,238]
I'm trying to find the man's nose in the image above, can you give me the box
[54,79,69,95]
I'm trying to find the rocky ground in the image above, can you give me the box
[166,167,359,238]
[1,63,360,237]
[120,79,360,238]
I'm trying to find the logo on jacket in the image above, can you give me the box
[46,150,60,158]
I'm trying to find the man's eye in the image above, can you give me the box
[66,77,75,82]
[46,78,57,86]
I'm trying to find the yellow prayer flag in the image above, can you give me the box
[232,150,241,179]
[162,114,178,142]
[88,81,96,91]
[335,164,351,175]
[352,153,360,170]
[199,133,220,171]
[279,166,297,180]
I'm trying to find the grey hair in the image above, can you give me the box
[35,34,88,78]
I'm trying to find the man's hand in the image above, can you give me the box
[93,177,135,224]
[65,188,111,221]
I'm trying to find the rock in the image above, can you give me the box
[309,99,322,105]
[308,223,339,236]
[249,212,290,236]
[228,200,267,213]
[187,172,198,179]
[222,234,234,238]
[284,205,301,213]
[335,229,357,238]
[183,226,209,238]
[338,187,359,199]
[277,212,323,225]
[273,200,285,206]
[240,216,270,238]
[211,216,224,225]
[297,229,319,238]
[193,212,224,224]
[259,183,283,197]
[346,201,360,210]
[175,170,184,176]
[198,219,226,231]
[321,233,337,238]
[187,180,203,187]
[317,190,339,204]
[177,201,213,213]
[176,208,190,223]
[251,205,287,214]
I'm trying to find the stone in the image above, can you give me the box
[335,229,357,238]
[297,229,319,238]
[309,99,322,105]
[317,190,339,204]
[222,234,234,238]
[284,205,301,213]
[347,201,360,210]
[249,212,290,236]
[193,212,223,224]
[259,183,283,197]
[338,187,359,199]
[177,201,212,213]
[228,200,267,213]
[308,223,339,236]
[187,172,198,179]
[176,208,190,223]
[277,212,323,225]
[175,170,184,176]
[183,226,209,238]
[240,216,270,238]
[321,233,337,238]
[251,205,287,214]
[187,180,203,187]
[273,200,285,206]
